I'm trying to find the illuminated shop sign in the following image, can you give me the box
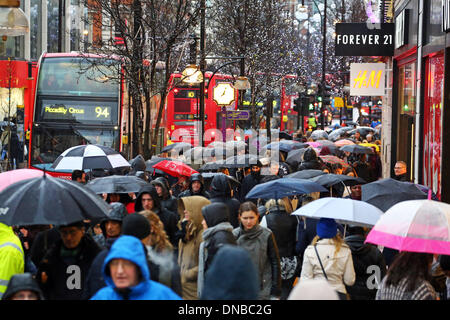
[350,63,386,96]
[335,23,395,56]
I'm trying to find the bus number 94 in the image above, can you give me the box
[95,107,110,118]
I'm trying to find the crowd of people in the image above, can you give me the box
[1,124,450,301]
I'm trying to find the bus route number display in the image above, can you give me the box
[42,103,112,122]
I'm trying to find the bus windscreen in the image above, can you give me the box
[37,57,119,98]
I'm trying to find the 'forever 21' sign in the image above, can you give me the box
[335,23,395,57]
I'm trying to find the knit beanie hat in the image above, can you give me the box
[316,218,337,239]
[121,213,151,240]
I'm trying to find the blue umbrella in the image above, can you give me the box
[245,178,327,199]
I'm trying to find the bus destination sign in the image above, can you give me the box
[40,101,114,123]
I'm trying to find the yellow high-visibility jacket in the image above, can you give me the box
[0,223,24,298]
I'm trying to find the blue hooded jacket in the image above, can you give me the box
[90,235,181,300]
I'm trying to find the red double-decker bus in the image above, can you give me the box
[280,74,300,133]
[27,52,126,178]
[166,72,239,146]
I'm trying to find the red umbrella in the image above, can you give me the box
[152,160,198,177]
[319,155,350,169]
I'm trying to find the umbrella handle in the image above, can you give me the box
[428,189,432,200]
[343,224,347,238]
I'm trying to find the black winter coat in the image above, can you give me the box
[264,208,298,258]
[201,203,237,272]
[209,175,241,228]
[135,185,179,249]
[239,173,263,203]
[345,234,387,300]
[297,148,322,171]
[36,234,101,300]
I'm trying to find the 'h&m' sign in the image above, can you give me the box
[350,63,386,96]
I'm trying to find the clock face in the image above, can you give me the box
[213,82,236,106]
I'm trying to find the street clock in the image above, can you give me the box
[213,82,235,106]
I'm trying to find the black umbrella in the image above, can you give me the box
[361,178,427,212]
[86,175,149,194]
[285,148,307,167]
[161,142,192,154]
[201,172,240,186]
[0,175,110,226]
[310,174,366,188]
[285,169,326,180]
[199,159,227,171]
[339,144,374,154]
[279,131,293,140]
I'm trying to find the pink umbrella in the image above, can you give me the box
[365,200,450,255]
[306,142,321,148]
[0,169,50,192]
[334,139,355,147]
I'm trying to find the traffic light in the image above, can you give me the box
[320,83,332,105]
[293,96,302,113]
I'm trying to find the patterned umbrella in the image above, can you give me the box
[319,155,350,169]
[51,144,130,170]
[334,139,355,147]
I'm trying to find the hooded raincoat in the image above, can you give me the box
[197,203,237,298]
[209,175,241,228]
[177,196,211,300]
[135,185,179,248]
[90,235,181,300]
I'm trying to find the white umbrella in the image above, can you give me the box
[292,197,384,228]
[51,144,130,170]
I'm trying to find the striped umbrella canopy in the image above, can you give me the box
[51,144,130,171]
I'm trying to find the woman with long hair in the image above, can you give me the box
[233,201,281,300]
[139,210,181,296]
[376,252,437,300]
[300,218,355,300]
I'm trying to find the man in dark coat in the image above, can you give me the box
[36,221,101,300]
[297,147,322,171]
[151,177,178,214]
[178,173,211,199]
[209,174,241,228]
[239,161,263,203]
[344,226,387,300]
[134,185,179,249]
[393,160,410,182]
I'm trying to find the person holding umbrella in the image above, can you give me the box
[375,252,437,300]
[239,161,264,203]
[36,221,102,300]
[300,218,355,300]
[152,177,178,215]
[2,273,44,300]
